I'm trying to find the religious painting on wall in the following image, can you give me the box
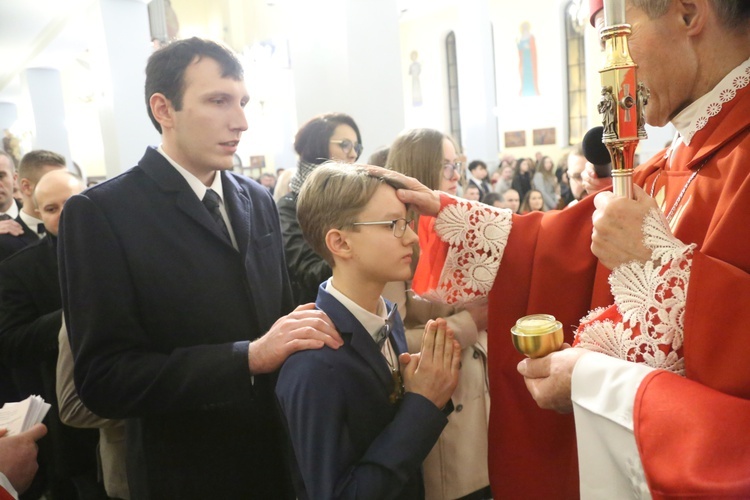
[533,127,556,145]
[409,50,422,107]
[517,21,540,96]
[250,155,266,171]
[505,130,527,148]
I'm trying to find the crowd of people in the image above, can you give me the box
[1,0,750,499]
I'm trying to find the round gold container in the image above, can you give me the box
[511,314,564,358]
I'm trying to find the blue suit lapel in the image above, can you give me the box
[315,285,394,391]
[387,308,408,356]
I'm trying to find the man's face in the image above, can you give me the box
[20,164,65,212]
[597,4,694,126]
[464,186,481,201]
[567,153,587,200]
[163,57,249,181]
[502,190,520,212]
[0,156,16,212]
[473,165,488,180]
[34,173,84,236]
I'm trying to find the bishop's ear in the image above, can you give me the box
[678,0,707,35]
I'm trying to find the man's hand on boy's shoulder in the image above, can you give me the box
[399,318,460,409]
[248,303,343,374]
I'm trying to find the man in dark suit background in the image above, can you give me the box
[58,37,341,499]
[0,150,65,262]
[0,151,20,220]
[0,170,101,499]
[0,149,21,407]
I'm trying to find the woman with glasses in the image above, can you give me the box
[382,128,492,500]
[278,112,363,306]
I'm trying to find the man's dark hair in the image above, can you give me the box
[468,160,487,172]
[294,113,362,165]
[145,37,244,134]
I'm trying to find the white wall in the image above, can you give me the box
[399,8,457,135]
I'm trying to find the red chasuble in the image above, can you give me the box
[413,77,750,499]
[634,371,750,498]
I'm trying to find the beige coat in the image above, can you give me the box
[383,281,490,500]
[56,321,130,500]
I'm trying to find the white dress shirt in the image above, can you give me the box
[157,146,238,250]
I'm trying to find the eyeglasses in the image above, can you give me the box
[348,218,414,238]
[330,139,363,157]
[442,161,463,180]
[568,171,583,181]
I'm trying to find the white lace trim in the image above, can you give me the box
[680,61,750,144]
[575,209,695,374]
[626,456,652,500]
[424,200,512,305]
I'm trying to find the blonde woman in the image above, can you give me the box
[382,128,491,500]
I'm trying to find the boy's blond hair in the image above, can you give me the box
[297,162,404,266]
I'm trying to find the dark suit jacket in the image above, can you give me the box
[58,147,295,499]
[0,237,61,387]
[0,236,100,499]
[276,284,449,500]
[0,216,39,262]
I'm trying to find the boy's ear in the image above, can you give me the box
[325,228,352,261]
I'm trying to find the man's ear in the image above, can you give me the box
[678,0,707,36]
[149,93,175,131]
[19,177,33,197]
[325,228,352,261]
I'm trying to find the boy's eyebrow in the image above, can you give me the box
[378,210,406,219]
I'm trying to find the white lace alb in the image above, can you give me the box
[424,199,512,305]
[673,58,750,145]
[575,209,695,374]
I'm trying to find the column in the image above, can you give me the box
[92,0,160,178]
[24,67,72,163]
[0,103,18,136]
[455,0,499,164]
[286,0,405,161]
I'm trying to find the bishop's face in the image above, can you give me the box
[596,3,699,127]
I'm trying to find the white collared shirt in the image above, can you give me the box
[325,278,400,371]
[19,210,43,238]
[1,199,19,219]
[157,146,238,250]
[325,278,388,342]
[666,56,750,165]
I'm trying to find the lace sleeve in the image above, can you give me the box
[575,208,695,375]
[420,197,512,306]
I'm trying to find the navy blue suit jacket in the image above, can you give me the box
[58,147,295,499]
[276,284,449,499]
